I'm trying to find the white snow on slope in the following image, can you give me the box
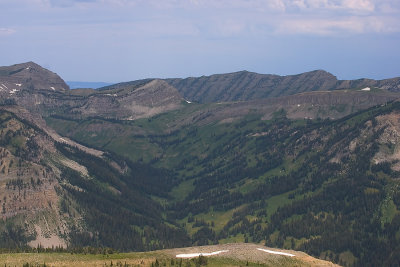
[15,83,22,87]
[9,89,19,94]
[361,87,371,91]
[176,250,229,258]
[50,87,55,90]
[257,248,295,257]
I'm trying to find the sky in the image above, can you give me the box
[0,0,399,82]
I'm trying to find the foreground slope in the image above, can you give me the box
[0,243,338,267]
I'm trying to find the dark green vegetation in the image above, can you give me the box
[43,100,400,266]
[56,144,190,251]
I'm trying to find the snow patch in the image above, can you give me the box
[186,100,192,104]
[297,104,301,107]
[26,67,30,70]
[50,87,55,90]
[257,248,295,257]
[9,89,19,94]
[361,87,371,91]
[15,83,22,87]
[104,93,117,97]
[176,250,229,258]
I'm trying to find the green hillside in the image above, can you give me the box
[45,101,400,266]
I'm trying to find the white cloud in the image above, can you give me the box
[342,0,375,12]
[0,28,16,35]
[276,18,364,35]
[275,15,400,35]
[292,0,307,9]
[1,0,399,39]
[48,0,89,7]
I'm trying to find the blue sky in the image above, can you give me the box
[1,0,399,82]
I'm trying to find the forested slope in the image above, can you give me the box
[47,100,400,266]
[0,107,190,251]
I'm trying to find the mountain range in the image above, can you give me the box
[100,69,400,103]
[1,62,400,266]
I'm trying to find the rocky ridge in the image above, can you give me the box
[164,70,400,103]
[0,62,185,120]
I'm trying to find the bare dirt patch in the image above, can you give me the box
[28,225,66,248]
[59,158,89,176]
[162,243,340,266]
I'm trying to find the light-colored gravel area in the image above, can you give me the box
[162,243,340,266]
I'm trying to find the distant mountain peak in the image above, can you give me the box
[0,61,69,92]
[6,61,51,74]
[307,69,336,77]
[17,61,41,67]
